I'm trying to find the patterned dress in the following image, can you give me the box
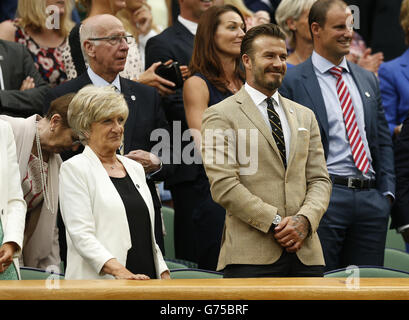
[0,222,19,280]
[13,21,68,87]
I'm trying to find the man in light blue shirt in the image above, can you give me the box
[280,0,395,271]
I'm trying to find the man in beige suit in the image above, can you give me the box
[201,23,332,277]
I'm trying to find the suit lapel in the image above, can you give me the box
[120,78,138,152]
[348,62,372,134]
[174,21,195,50]
[301,58,329,139]
[237,88,282,161]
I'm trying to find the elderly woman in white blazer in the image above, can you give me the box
[59,85,169,280]
[0,119,26,280]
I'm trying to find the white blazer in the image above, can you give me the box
[59,145,168,280]
[0,119,27,279]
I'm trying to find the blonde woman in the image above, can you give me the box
[275,0,317,68]
[60,85,169,280]
[0,0,75,87]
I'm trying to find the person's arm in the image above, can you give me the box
[0,20,16,42]
[126,87,175,181]
[0,121,26,272]
[274,110,332,252]
[59,161,118,276]
[0,44,49,117]
[201,106,278,232]
[183,75,210,151]
[378,63,400,136]
[373,72,396,196]
[392,115,409,241]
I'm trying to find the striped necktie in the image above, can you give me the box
[329,66,369,174]
[266,97,286,168]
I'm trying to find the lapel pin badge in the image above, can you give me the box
[365,92,370,98]
[131,95,136,101]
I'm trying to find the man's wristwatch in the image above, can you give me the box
[270,213,282,232]
[272,214,282,227]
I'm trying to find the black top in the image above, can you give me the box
[110,173,157,279]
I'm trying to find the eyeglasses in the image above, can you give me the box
[87,35,133,46]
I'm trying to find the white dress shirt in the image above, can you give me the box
[178,15,198,35]
[244,82,291,163]
[311,51,374,178]
[87,67,121,92]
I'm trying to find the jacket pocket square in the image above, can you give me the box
[298,127,308,132]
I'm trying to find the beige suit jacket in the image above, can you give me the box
[201,87,332,270]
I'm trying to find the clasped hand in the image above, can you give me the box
[125,150,161,173]
[273,215,310,253]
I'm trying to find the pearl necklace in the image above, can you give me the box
[35,121,54,213]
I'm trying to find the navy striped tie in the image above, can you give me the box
[266,97,286,168]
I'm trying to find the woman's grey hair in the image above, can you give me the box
[275,0,317,49]
[67,85,129,144]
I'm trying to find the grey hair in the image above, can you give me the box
[67,85,129,144]
[79,19,101,61]
[275,0,317,49]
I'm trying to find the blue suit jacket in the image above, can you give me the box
[279,57,395,197]
[378,48,409,136]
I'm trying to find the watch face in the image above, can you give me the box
[273,214,282,226]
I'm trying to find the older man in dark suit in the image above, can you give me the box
[280,0,395,271]
[44,14,174,263]
[0,39,48,117]
[145,0,214,263]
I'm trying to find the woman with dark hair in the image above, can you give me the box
[183,4,246,271]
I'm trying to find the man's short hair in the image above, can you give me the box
[68,85,129,144]
[240,23,286,59]
[308,0,347,37]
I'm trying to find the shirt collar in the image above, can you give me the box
[311,50,350,74]
[244,82,280,108]
[178,15,198,35]
[87,67,121,92]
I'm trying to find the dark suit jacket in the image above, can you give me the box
[44,72,175,251]
[0,40,48,117]
[344,0,406,61]
[279,57,395,197]
[145,20,200,187]
[392,114,409,229]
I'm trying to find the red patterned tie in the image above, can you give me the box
[329,66,369,174]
